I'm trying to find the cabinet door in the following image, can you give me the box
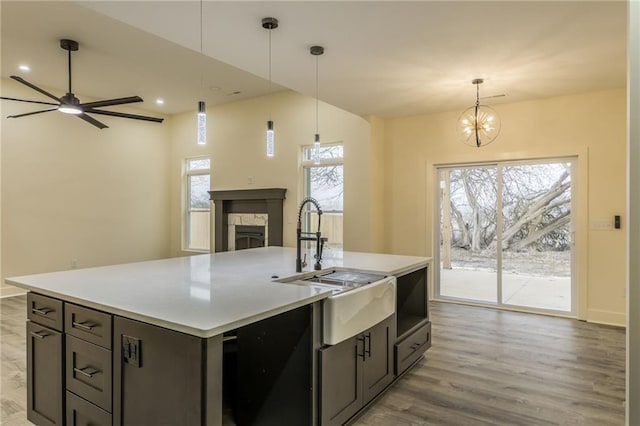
[112,316,221,426]
[27,321,64,426]
[319,335,363,426]
[362,315,396,404]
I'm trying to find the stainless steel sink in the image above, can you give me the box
[304,270,386,289]
[278,269,396,345]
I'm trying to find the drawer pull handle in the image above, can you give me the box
[32,307,53,316]
[72,321,96,331]
[73,367,98,378]
[30,331,48,339]
[411,343,421,350]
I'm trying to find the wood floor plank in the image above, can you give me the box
[1,296,626,425]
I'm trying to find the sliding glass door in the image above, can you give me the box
[437,159,575,315]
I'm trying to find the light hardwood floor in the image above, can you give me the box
[1,296,626,425]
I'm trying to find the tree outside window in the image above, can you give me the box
[185,157,210,251]
[302,144,344,250]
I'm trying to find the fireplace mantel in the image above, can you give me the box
[208,188,286,253]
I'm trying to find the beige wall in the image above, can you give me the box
[1,79,171,296]
[380,89,627,325]
[168,90,373,256]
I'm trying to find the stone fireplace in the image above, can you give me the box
[208,188,286,253]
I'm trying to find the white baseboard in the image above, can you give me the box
[1,285,27,298]
[587,309,626,327]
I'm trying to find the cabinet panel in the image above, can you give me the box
[65,303,112,349]
[396,267,428,338]
[395,320,431,375]
[66,391,112,426]
[319,336,363,426]
[27,321,64,426]
[113,316,221,426]
[28,293,64,332]
[66,335,112,412]
[362,315,395,404]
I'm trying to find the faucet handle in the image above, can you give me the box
[302,253,307,268]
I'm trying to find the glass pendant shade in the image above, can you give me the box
[457,104,500,147]
[266,120,275,157]
[313,133,321,165]
[197,101,207,145]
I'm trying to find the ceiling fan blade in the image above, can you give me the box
[7,108,58,119]
[86,109,164,123]
[76,113,108,129]
[10,76,61,103]
[80,96,143,109]
[1,96,59,106]
[480,94,506,100]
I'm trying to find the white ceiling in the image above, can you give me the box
[1,1,627,119]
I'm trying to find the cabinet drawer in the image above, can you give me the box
[66,335,112,412]
[65,303,112,349]
[28,293,64,332]
[394,321,431,375]
[66,391,112,426]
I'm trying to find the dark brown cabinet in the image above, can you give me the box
[112,316,222,426]
[395,266,431,375]
[27,320,64,426]
[64,302,113,425]
[66,391,111,426]
[66,335,112,412]
[362,314,395,403]
[319,314,395,426]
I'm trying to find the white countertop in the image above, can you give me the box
[6,247,429,338]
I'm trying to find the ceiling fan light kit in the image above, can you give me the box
[457,78,501,148]
[0,39,163,129]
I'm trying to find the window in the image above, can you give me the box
[302,144,344,250]
[185,157,211,251]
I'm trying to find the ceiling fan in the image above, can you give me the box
[1,39,163,129]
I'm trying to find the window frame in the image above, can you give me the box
[183,156,211,253]
[300,142,344,249]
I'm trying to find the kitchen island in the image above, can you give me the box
[6,247,431,426]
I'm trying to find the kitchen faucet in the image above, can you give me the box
[296,197,327,272]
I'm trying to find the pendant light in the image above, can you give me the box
[310,45,324,164]
[262,17,279,157]
[196,0,207,145]
[457,78,501,148]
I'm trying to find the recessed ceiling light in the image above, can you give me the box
[19,64,30,72]
[156,98,165,105]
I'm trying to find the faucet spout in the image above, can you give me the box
[296,197,325,272]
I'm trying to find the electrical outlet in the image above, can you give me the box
[71,258,78,269]
[247,176,254,185]
[122,335,141,367]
